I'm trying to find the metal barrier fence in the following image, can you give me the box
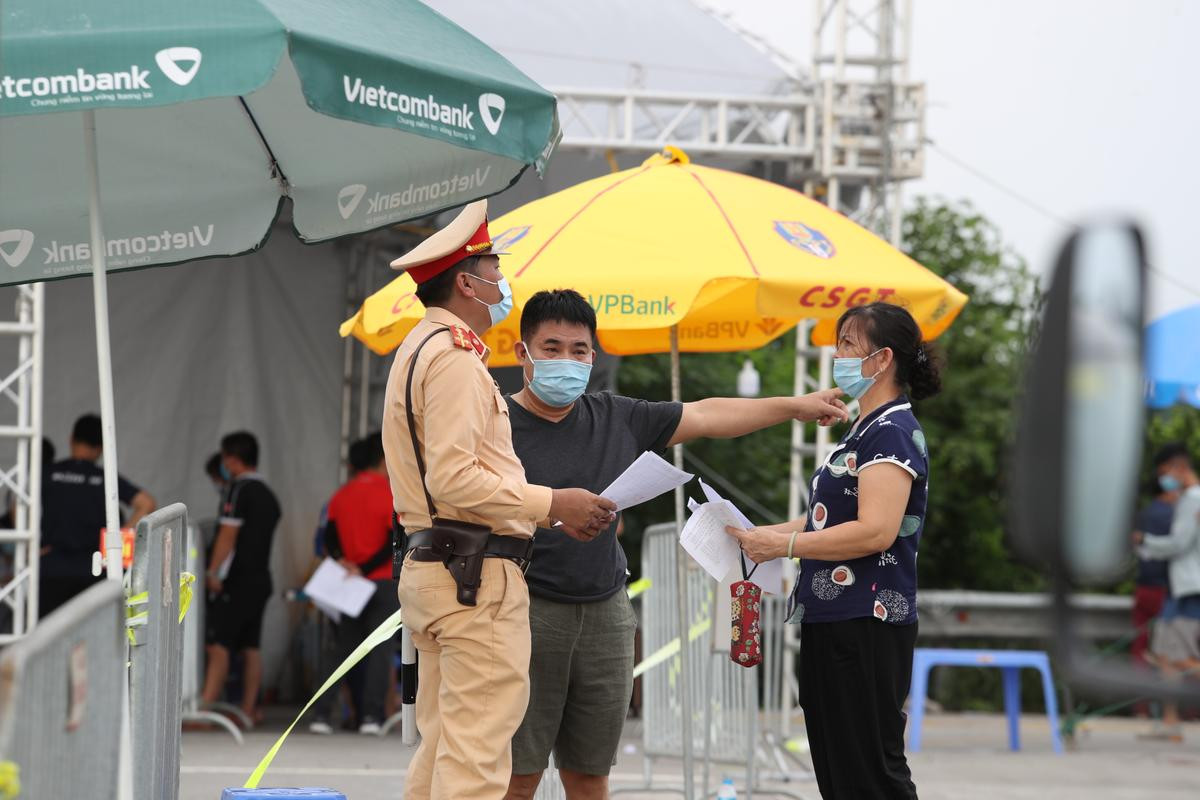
[532,758,567,800]
[624,522,755,796]
[0,580,125,798]
[128,504,187,800]
[179,523,244,742]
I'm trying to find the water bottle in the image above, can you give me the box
[716,777,738,800]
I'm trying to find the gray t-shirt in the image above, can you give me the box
[507,391,683,603]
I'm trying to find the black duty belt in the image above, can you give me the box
[404,529,534,570]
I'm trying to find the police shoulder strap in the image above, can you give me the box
[404,326,452,520]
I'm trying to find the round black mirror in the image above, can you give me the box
[1011,221,1146,582]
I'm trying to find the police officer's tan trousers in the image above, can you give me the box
[398,555,531,800]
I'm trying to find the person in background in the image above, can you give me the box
[1,439,55,570]
[1130,465,1178,716]
[0,439,55,632]
[1136,443,1200,742]
[503,289,847,800]
[728,302,941,799]
[201,431,281,726]
[40,415,155,617]
[199,452,229,553]
[205,452,227,495]
[309,433,398,735]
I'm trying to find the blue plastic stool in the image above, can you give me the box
[908,648,1063,754]
[221,790,346,799]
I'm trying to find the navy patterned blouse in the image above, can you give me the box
[789,396,927,626]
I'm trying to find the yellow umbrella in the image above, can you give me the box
[341,146,967,364]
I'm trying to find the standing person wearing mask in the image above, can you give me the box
[503,289,847,800]
[384,202,617,800]
[1136,443,1200,742]
[201,431,281,726]
[1130,459,1179,714]
[727,302,942,800]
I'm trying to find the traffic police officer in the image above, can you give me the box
[383,200,616,800]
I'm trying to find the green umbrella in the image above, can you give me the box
[0,0,559,579]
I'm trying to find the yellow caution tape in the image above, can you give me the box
[0,760,19,800]
[244,607,404,789]
[626,578,652,600]
[125,572,196,645]
[632,616,712,679]
[178,572,195,624]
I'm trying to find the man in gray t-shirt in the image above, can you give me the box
[505,290,847,800]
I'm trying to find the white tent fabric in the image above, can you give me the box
[33,233,345,688]
[16,0,792,691]
[427,0,790,95]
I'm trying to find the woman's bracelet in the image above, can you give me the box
[787,531,799,559]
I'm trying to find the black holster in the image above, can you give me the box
[428,517,491,606]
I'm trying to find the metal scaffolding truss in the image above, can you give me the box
[552,86,817,162]
[0,284,45,644]
[552,78,923,194]
[552,2,924,226]
[811,0,919,238]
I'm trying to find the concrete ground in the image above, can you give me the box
[181,711,1200,799]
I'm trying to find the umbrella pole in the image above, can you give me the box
[670,326,695,800]
[83,109,134,800]
[82,110,123,582]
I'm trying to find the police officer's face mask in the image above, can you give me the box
[467,273,513,328]
[520,343,593,407]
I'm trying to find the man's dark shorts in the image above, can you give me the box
[206,582,271,650]
[512,590,637,776]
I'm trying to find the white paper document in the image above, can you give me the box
[601,451,694,511]
[678,500,743,581]
[304,558,378,620]
[698,479,784,594]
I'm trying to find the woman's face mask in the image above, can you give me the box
[521,342,593,407]
[833,348,885,399]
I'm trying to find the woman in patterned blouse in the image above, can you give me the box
[728,302,942,799]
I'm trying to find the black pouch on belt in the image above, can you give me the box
[402,327,498,607]
[428,517,491,606]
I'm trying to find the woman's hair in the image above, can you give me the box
[835,302,943,400]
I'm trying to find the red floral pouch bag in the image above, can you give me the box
[730,555,762,667]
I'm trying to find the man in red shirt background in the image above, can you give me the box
[309,433,399,735]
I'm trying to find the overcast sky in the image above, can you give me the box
[706,0,1199,320]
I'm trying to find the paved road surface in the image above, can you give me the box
[181,712,1200,799]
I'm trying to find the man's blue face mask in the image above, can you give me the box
[521,343,593,407]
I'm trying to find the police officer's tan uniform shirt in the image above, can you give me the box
[382,306,553,537]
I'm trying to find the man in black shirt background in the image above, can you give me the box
[40,414,156,617]
[201,431,281,725]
